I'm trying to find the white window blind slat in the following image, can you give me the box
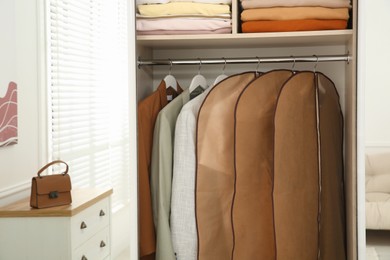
[50,48,102,60]
[50,0,97,10]
[50,3,101,19]
[51,55,102,65]
[50,35,100,49]
[50,5,101,19]
[48,0,130,212]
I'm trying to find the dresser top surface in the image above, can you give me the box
[0,188,113,218]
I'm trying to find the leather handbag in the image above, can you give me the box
[30,160,72,209]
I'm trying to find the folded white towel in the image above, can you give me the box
[137,28,232,35]
[136,13,231,19]
[137,17,231,31]
[138,2,230,16]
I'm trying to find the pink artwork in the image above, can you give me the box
[0,82,17,147]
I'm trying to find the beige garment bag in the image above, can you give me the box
[273,72,346,260]
[196,70,345,260]
[196,72,257,260]
[233,70,294,260]
[316,72,346,260]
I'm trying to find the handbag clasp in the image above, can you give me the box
[49,191,58,199]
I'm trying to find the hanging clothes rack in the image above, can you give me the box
[137,54,350,67]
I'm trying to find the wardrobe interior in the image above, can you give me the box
[134,0,358,258]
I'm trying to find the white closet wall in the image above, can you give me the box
[132,0,360,258]
[128,2,139,259]
[0,0,41,204]
[364,0,390,149]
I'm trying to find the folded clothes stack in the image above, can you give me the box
[240,0,351,33]
[136,0,232,35]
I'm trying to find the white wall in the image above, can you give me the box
[0,0,41,205]
[364,0,390,149]
[361,0,390,255]
[0,2,132,258]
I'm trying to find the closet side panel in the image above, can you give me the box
[345,0,358,258]
[129,2,142,258]
[345,45,357,260]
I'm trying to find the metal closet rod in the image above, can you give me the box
[137,54,351,67]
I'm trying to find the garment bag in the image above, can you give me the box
[195,72,257,260]
[233,70,293,260]
[273,71,346,260]
[316,72,346,260]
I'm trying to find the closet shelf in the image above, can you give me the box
[137,30,353,49]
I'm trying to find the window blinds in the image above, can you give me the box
[48,0,130,211]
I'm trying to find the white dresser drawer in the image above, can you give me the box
[73,226,110,260]
[71,197,110,248]
[0,188,112,260]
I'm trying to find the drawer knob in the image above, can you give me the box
[81,256,88,260]
[80,221,87,229]
[100,240,106,248]
[99,209,105,217]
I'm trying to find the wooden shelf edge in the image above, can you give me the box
[137,30,353,49]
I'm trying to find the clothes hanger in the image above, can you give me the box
[213,58,228,86]
[291,56,297,74]
[189,58,208,94]
[255,56,262,77]
[313,55,326,95]
[313,55,319,74]
[164,59,177,91]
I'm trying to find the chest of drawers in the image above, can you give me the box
[0,188,113,260]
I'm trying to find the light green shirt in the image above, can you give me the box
[151,88,190,260]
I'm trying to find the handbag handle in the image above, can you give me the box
[37,160,69,178]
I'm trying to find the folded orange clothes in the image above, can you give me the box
[242,19,347,33]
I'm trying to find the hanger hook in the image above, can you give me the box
[222,57,227,74]
[291,56,296,71]
[169,59,173,75]
[313,55,319,73]
[256,56,261,74]
[198,58,202,75]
